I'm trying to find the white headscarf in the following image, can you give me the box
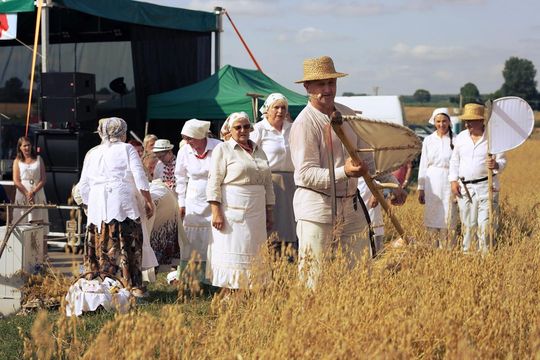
[259,93,288,115]
[181,119,211,140]
[220,111,251,139]
[97,117,127,143]
[429,107,451,125]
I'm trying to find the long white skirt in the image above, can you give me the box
[181,178,212,263]
[13,180,49,234]
[270,172,296,243]
[207,184,267,289]
[423,166,458,229]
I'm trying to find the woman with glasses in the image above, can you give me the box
[206,112,275,289]
[174,119,221,283]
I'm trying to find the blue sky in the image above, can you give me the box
[182,0,540,96]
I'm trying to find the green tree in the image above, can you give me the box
[413,89,431,103]
[460,82,480,105]
[499,57,539,101]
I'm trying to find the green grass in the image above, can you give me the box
[0,273,213,359]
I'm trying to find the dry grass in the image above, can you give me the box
[17,132,540,359]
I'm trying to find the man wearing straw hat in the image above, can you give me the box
[289,56,405,287]
[449,103,506,253]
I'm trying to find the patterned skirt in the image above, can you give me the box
[85,218,143,288]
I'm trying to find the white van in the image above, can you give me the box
[334,95,407,126]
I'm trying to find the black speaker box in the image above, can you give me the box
[42,97,96,124]
[41,72,96,97]
[34,129,99,171]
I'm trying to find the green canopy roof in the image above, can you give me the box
[147,65,308,121]
[0,0,217,32]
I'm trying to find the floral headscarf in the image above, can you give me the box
[220,111,251,140]
[97,117,127,143]
[259,93,288,115]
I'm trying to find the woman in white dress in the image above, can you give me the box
[417,108,458,248]
[250,93,296,256]
[207,112,275,289]
[78,117,154,297]
[175,119,221,282]
[12,136,49,233]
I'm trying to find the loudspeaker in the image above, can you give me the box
[41,72,96,97]
[34,129,98,171]
[42,97,96,124]
[43,171,80,232]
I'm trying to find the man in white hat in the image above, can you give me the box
[289,56,406,287]
[152,139,176,190]
[449,103,506,253]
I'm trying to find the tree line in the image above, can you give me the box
[407,57,539,109]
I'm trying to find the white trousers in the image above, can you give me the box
[456,182,499,253]
[297,200,369,288]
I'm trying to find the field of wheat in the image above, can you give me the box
[9,130,540,359]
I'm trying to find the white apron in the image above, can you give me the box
[424,165,458,229]
[181,178,212,262]
[207,184,266,289]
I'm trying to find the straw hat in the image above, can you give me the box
[460,103,484,121]
[152,139,174,152]
[295,56,348,83]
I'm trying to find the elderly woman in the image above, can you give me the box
[78,117,154,297]
[207,112,275,289]
[152,139,176,190]
[174,119,221,282]
[417,108,458,248]
[250,93,296,255]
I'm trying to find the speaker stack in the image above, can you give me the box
[38,72,99,232]
[41,72,97,130]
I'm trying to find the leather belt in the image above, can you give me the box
[296,185,356,199]
[461,175,494,185]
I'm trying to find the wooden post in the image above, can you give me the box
[485,100,495,250]
[330,111,405,238]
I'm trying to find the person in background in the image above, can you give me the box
[449,103,506,253]
[250,93,297,256]
[207,112,275,290]
[175,119,221,283]
[78,117,154,298]
[357,178,384,254]
[143,134,157,154]
[12,136,49,234]
[128,139,144,158]
[152,139,176,191]
[392,161,413,190]
[417,108,458,248]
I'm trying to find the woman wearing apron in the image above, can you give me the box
[207,112,275,289]
[175,119,220,283]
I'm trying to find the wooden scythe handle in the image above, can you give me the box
[330,111,405,238]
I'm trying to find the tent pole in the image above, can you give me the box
[214,7,223,74]
[40,0,51,73]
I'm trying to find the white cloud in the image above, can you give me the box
[298,2,392,16]
[391,42,465,61]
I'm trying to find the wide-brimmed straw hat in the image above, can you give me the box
[460,103,484,121]
[152,139,174,152]
[295,56,348,83]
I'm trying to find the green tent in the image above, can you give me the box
[147,65,308,122]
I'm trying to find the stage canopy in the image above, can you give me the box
[147,65,308,122]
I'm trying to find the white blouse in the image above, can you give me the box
[206,139,275,205]
[79,142,150,227]
[417,132,453,191]
[250,119,294,172]
[175,138,221,207]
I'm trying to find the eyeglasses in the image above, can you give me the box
[182,136,194,141]
[232,124,251,131]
